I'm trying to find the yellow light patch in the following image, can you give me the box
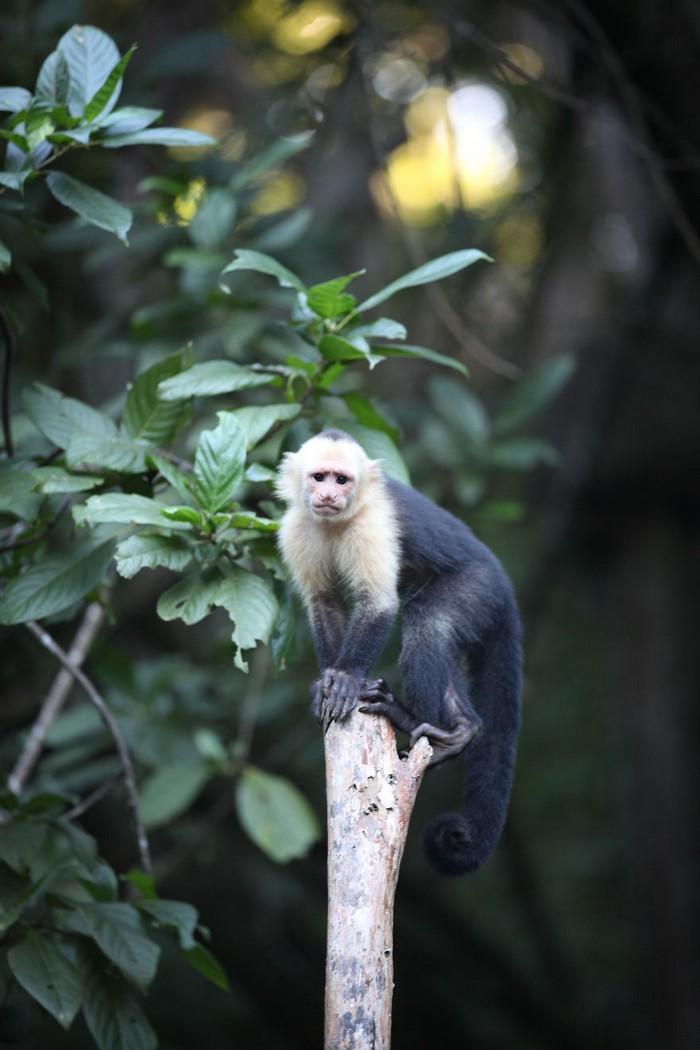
[173,178,207,226]
[494,214,543,268]
[497,42,544,84]
[272,1,353,55]
[249,171,306,215]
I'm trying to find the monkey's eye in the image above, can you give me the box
[336,475,348,485]
[312,472,325,482]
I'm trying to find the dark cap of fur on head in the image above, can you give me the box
[317,429,355,443]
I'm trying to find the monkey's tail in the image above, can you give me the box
[424,607,522,876]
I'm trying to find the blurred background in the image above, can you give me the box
[2,0,699,1047]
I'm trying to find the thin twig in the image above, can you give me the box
[0,309,15,457]
[9,602,105,794]
[24,619,152,874]
[64,773,121,821]
[0,497,71,553]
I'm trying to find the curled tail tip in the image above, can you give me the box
[424,812,492,876]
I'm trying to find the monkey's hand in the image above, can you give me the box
[316,668,364,730]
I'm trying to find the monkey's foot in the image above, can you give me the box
[359,683,421,736]
[411,717,482,767]
[317,668,364,731]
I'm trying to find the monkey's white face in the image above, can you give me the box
[304,461,357,519]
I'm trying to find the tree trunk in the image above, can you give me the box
[323,708,432,1049]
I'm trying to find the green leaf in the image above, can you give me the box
[59,902,159,991]
[158,360,276,400]
[0,87,31,113]
[193,412,247,513]
[139,900,198,948]
[101,128,215,148]
[46,172,132,244]
[22,382,116,449]
[156,573,222,626]
[357,249,490,313]
[429,376,489,445]
[488,438,560,469]
[245,463,276,483]
[220,249,305,292]
[83,45,135,123]
[318,334,369,363]
[349,317,407,341]
[99,107,162,134]
[78,946,157,1050]
[148,453,192,502]
[342,393,398,443]
[32,466,103,494]
[35,51,69,105]
[372,342,468,377]
[493,354,576,434]
[307,271,364,319]
[230,131,314,190]
[57,25,121,118]
[225,513,279,532]
[8,932,82,1029]
[25,108,54,151]
[215,567,278,672]
[188,189,237,249]
[66,433,148,473]
[236,766,320,863]
[122,349,191,444]
[232,403,301,449]
[252,207,313,252]
[139,761,209,829]
[76,494,193,531]
[114,534,193,578]
[0,461,43,520]
[0,237,11,274]
[0,539,114,624]
[338,423,410,484]
[180,943,230,990]
[159,506,204,527]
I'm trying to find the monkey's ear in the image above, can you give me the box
[367,459,383,481]
[274,451,300,503]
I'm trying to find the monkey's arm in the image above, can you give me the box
[307,592,348,721]
[319,595,398,725]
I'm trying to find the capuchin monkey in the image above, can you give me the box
[275,430,522,875]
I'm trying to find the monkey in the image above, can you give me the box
[275,429,522,875]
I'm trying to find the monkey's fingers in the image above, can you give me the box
[360,678,397,704]
[409,717,481,765]
[359,700,416,735]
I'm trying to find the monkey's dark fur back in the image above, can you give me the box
[385,477,522,875]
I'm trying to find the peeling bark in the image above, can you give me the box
[324,708,432,1050]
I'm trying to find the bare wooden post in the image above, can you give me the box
[323,707,432,1050]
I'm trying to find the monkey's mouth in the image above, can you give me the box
[312,503,341,516]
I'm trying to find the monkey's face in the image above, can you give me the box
[304,463,357,520]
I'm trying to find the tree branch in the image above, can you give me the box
[23,618,152,874]
[323,707,432,1049]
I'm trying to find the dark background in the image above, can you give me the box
[2,1,699,1047]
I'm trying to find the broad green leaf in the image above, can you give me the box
[230,131,314,190]
[0,87,31,113]
[429,376,489,445]
[76,493,193,531]
[252,207,313,252]
[338,423,410,484]
[225,513,279,532]
[114,534,193,579]
[0,237,11,274]
[0,461,43,520]
[0,171,30,192]
[22,382,117,449]
[488,438,560,469]
[188,189,237,249]
[158,360,276,400]
[493,354,576,434]
[139,761,209,829]
[318,334,369,363]
[25,108,54,151]
[59,902,159,991]
[245,463,276,483]
[139,900,198,949]
[232,403,300,450]
[122,349,191,444]
[0,539,114,624]
[79,950,157,1050]
[180,943,229,990]
[357,249,490,313]
[99,107,162,134]
[32,466,103,494]
[148,453,192,502]
[57,25,120,118]
[372,342,468,377]
[46,172,132,244]
[307,271,364,319]
[193,412,246,513]
[236,766,320,863]
[8,932,82,1029]
[83,45,135,123]
[220,249,305,292]
[101,127,215,148]
[35,51,69,105]
[214,567,278,672]
[156,573,222,626]
[349,317,407,341]
[159,506,203,527]
[66,432,148,473]
[343,393,399,443]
